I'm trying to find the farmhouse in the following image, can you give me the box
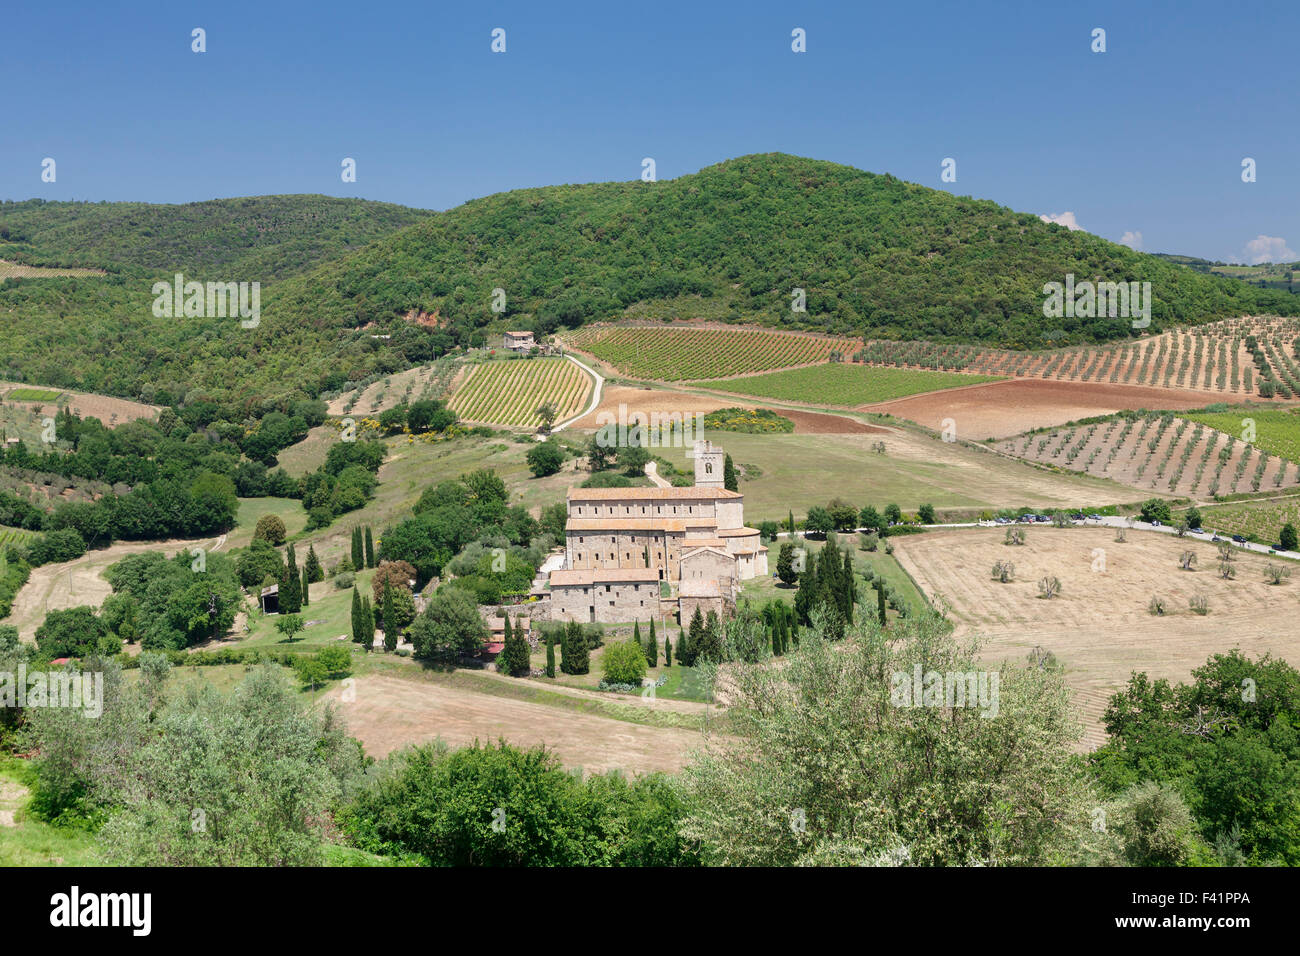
[548,440,767,623]
[503,330,535,352]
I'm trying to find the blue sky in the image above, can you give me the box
[4,0,1296,263]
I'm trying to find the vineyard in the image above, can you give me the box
[565,318,1300,399]
[0,259,104,279]
[4,387,63,402]
[695,364,1001,406]
[999,412,1300,498]
[1189,498,1300,546]
[447,357,592,428]
[565,325,859,381]
[1183,407,1300,464]
[0,526,36,549]
[862,317,1300,399]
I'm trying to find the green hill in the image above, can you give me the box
[2,154,1294,413]
[0,195,432,280]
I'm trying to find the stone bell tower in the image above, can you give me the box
[693,439,725,489]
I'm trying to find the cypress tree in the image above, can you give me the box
[841,548,854,624]
[381,583,396,650]
[877,582,887,626]
[351,527,363,569]
[301,564,310,607]
[664,634,672,667]
[633,620,641,651]
[561,621,588,675]
[305,544,323,583]
[500,616,530,677]
[361,595,375,650]
[787,509,795,534]
[545,628,556,678]
[350,587,365,647]
[364,526,376,568]
[723,453,739,492]
[647,618,658,666]
[280,544,302,614]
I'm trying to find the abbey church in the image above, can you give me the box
[548,440,768,623]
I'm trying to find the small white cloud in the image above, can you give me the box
[1039,211,1083,231]
[1241,235,1296,265]
[1119,230,1143,250]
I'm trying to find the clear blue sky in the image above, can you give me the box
[5,0,1296,264]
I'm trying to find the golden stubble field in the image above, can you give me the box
[323,674,705,776]
[892,527,1300,748]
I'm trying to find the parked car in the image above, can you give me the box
[1232,534,1247,543]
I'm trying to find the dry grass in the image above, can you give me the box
[892,526,1300,749]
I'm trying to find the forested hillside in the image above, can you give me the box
[294,152,1295,345]
[2,154,1294,412]
[0,195,431,278]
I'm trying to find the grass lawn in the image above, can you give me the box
[737,533,926,622]
[237,568,376,651]
[651,429,1131,523]
[694,364,1002,406]
[228,496,309,550]
[527,630,713,703]
[0,758,100,866]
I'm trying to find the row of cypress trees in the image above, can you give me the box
[350,526,377,570]
[350,586,375,650]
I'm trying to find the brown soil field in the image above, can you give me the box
[4,534,219,642]
[323,674,704,775]
[571,384,881,434]
[893,526,1300,749]
[0,382,159,427]
[862,379,1225,440]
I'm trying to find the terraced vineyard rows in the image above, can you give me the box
[566,325,858,381]
[0,526,36,549]
[695,364,1002,406]
[1000,412,1300,498]
[566,319,1300,398]
[447,358,591,428]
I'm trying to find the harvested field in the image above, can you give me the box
[893,526,1300,749]
[4,534,217,642]
[0,381,159,428]
[323,674,704,775]
[862,378,1225,440]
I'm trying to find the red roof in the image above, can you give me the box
[483,642,505,654]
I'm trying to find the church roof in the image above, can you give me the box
[567,486,742,500]
[549,568,661,586]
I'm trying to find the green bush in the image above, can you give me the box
[602,640,648,685]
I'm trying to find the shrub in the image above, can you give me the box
[253,514,287,545]
[602,640,647,685]
[333,571,355,590]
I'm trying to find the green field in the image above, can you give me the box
[4,387,63,402]
[652,429,1134,522]
[694,364,1002,406]
[448,358,591,428]
[1183,407,1300,465]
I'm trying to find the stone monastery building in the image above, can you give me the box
[548,440,768,623]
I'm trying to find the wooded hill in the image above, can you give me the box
[2,155,1294,412]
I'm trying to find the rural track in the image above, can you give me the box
[546,353,604,434]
